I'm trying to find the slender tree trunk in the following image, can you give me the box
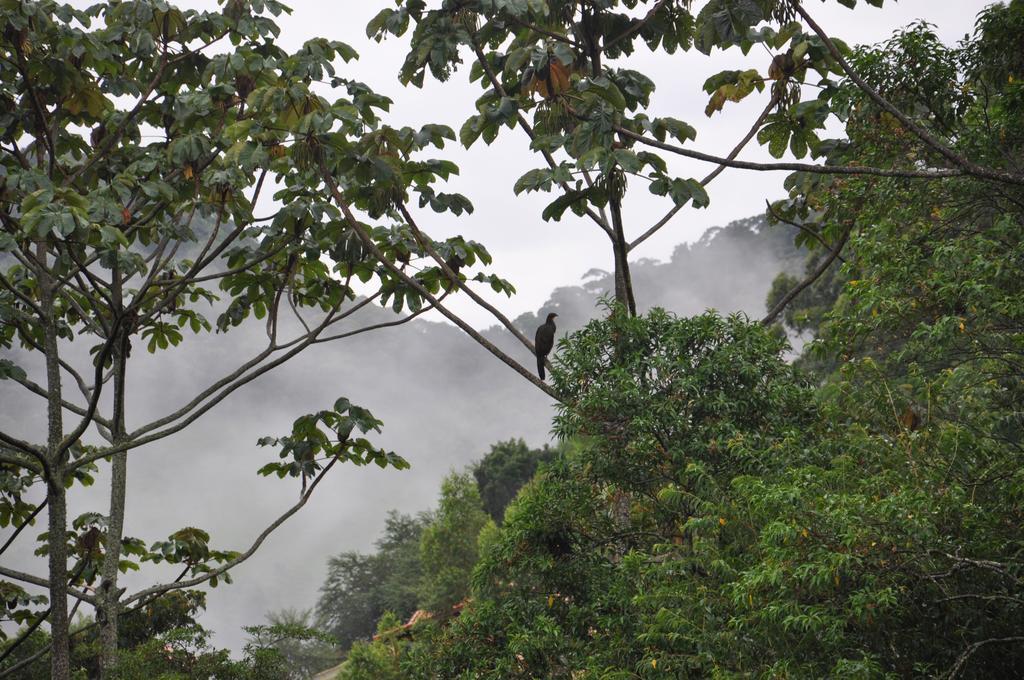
[97,450,126,676]
[99,270,129,677]
[609,192,637,316]
[41,272,71,680]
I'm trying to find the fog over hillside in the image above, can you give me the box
[1,215,801,652]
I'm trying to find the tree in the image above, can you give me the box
[316,511,430,650]
[0,1,534,677]
[245,608,340,680]
[472,438,556,523]
[418,471,490,614]
[385,5,1024,676]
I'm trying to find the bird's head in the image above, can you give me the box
[546,312,559,322]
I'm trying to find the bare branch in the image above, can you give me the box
[761,226,850,326]
[615,125,964,180]
[9,373,112,430]
[945,637,1024,679]
[0,565,95,606]
[123,455,342,605]
[629,92,780,251]
[0,431,47,474]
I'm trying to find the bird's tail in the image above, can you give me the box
[537,354,546,381]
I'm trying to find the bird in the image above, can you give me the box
[535,312,558,380]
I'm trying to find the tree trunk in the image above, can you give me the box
[98,448,127,676]
[46,476,71,679]
[41,275,70,679]
[99,270,129,677]
[609,192,637,316]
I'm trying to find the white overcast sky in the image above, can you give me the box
[79,0,991,327]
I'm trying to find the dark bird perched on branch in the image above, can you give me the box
[535,312,558,380]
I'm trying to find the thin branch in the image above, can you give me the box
[0,500,46,557]
[0,565,95,606]
[124,455,342,606]
[319,161,558,399]
[765,199,846,262]
[468,38,614,238]
[945,637,1024,679]
[629,92,780,251]
[614,125,965,180]
[312,292,446,344]
[399,203,539,357]
[54,317,124,464]
[761,225,850,325]
[12,42,59,178]
[792,0,1024,187]
[72,297,384,468]
[9,374,113,430]
[604,0,669,50]
[122,293,379,443]
[506,16,583,49]
[0,431,47,474]
[65,55,169,187]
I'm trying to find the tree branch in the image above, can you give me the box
[319,163,558,399]
[0,565,95,606]
[761,225,850,326]
[791,0,1024,187]
[399,203,539,358]
[0,500,46,557]
[629,92,780,251]
[614,125,964,180]
[604,0,669,51]
[765,199,845,261]
[123,455,342,606]
[945,637,1024,679]
[468,39,614,238]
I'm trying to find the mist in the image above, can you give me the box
[0,214,800,653]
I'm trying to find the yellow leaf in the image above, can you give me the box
[718,517,727,526]
[183,165,194,180]
[801,528,809,538]
[547,595,554,608]
[959,321,965,332]
[652,659,657,669]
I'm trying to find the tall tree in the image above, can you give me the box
[473,438,555,523]
[316,511,430,650]
[418,471,490,614]
[0,1,523,676]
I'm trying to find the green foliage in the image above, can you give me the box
[316,511,430,650]
[418,471,490,614]
[336,612,418,680]
[472,438,556,523]
[244,608,340,680]
[0,0,504,668]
